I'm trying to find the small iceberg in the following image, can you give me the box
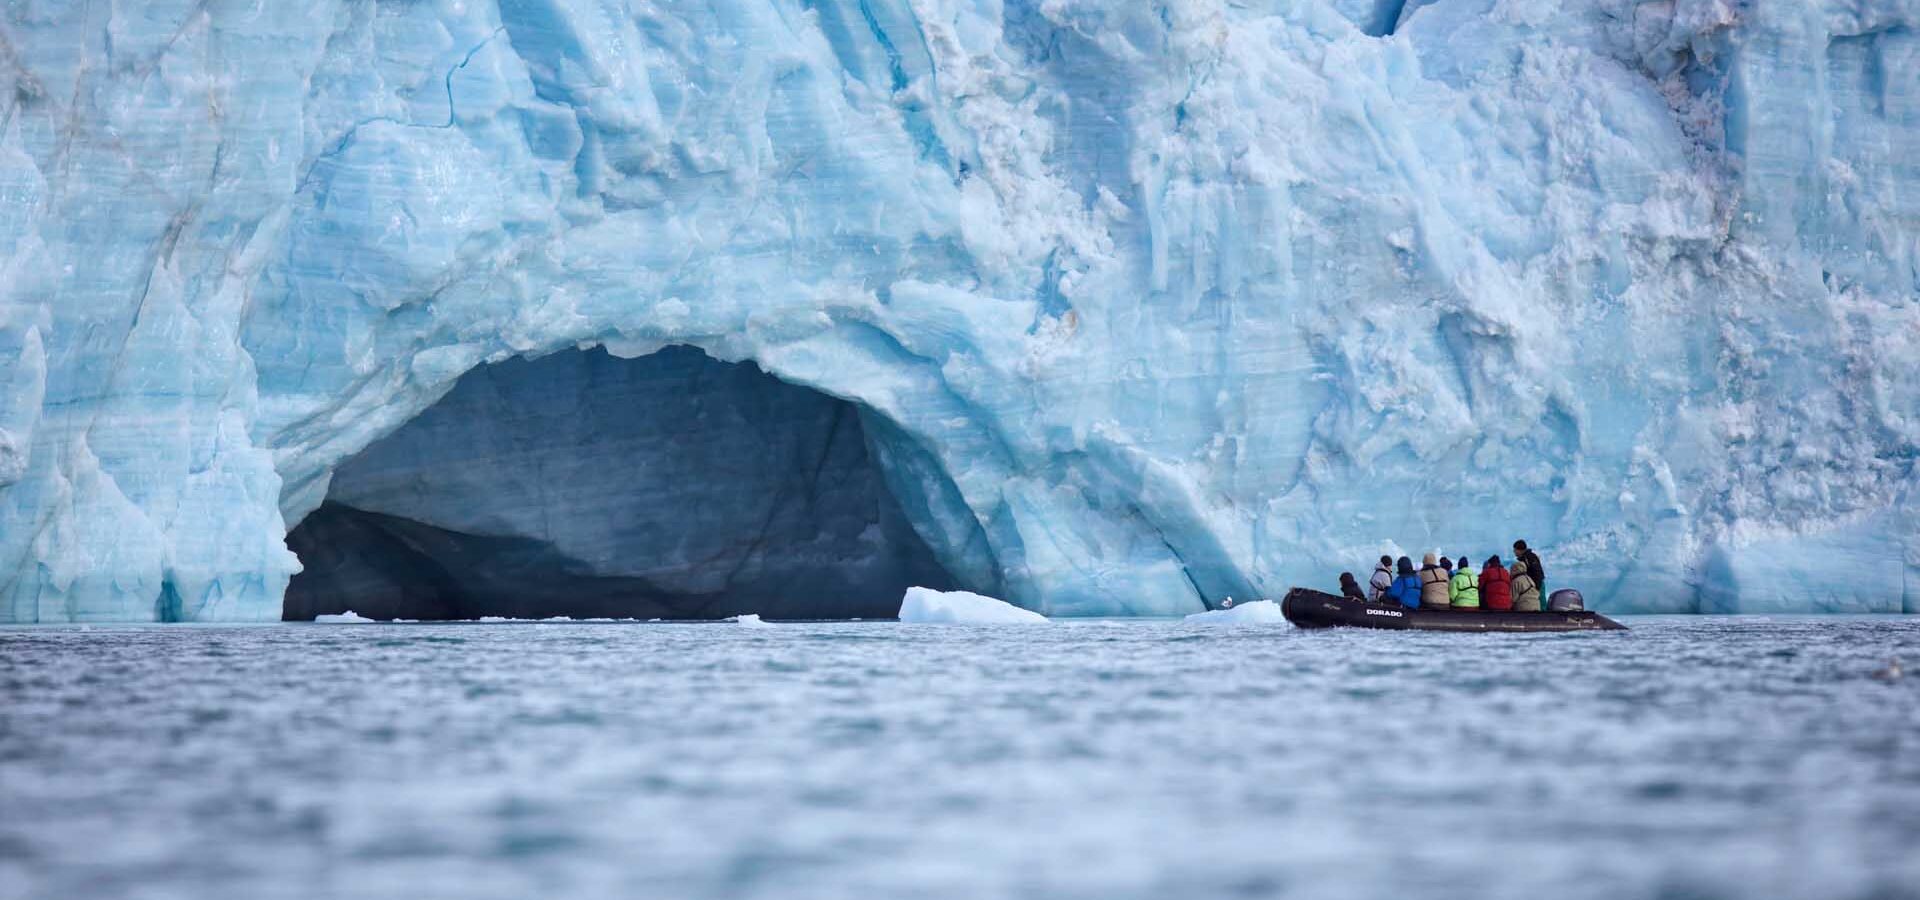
[898,587,1048,624]
[315,611,375,624]
[1183,600,1287,625]
[729,613,774,627]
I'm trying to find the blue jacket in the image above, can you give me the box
[1385,574,1422,609]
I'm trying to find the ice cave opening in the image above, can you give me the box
[283,346,961,621]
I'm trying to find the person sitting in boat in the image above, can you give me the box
[1368,555,1394,601]
[1480,555,1513,611]
[1509,558,1542,611]
[1513,540,1545,591]
[1418,553,1452,610]
[1386,557,1422,609]
[1339,572,1368,602]
[1449,556,1480,609]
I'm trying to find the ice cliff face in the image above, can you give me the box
[1,0,1917,621]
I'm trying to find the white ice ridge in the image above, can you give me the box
[314,611,376,625]
[1183,601,1288,625]
[1,0,1917,621]
[898,588,1050,624]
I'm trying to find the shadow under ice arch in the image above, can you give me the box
[252,303,1251,620]
[280,343,990,620]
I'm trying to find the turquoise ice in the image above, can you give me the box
[1,0,1917,620]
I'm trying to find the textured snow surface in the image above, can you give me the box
[898,586,1049,623]
[2,0,1919,620]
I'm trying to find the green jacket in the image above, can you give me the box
[1449,568,1480,607]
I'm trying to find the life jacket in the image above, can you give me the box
[1480,564,1513,610]
[1387,574,1423,608]
[1449,568,1480,607]
[1419,566,1451,609]
[1369,566,1393,600]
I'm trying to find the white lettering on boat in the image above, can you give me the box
[1365,608,1404,618]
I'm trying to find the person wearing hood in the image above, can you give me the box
[1510,558,1542,611]
[1449,556,1480,608]
[1480,555,1513,611]
[1339,572,1368,601]
[1368,555,1394,601]
[1385,557,1422,609]
[1419,553,1452,610]
[1513,540,1545,591]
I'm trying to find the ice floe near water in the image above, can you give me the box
[1182,601,1288,626]
[898,588,1049,625]
[312,611,375,624]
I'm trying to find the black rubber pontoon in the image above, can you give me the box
[1280,588,1627,633]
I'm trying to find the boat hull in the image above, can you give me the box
[1280,588,1627,633]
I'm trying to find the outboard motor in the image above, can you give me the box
[1547,589,1585,612]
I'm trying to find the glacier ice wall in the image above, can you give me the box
[1,0,1917,621]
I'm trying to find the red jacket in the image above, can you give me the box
[1480,564,1513,611]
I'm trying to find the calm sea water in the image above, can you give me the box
[3,617,1918,900]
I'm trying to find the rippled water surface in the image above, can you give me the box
[3,617,1919,900]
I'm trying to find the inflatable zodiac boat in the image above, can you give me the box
[1280,588,1627,633]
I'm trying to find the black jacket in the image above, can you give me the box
[1520,549,1545,588]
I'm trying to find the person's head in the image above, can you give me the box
[1441,557,1453,571]
[1422,552,1437,567]
[1486,554,1502,568]
[1513,539,1529,553]
[1379,554,1393,568]
[1398,556,1415,575]
[1458,556,1471,571]
[1340,571,1359,587]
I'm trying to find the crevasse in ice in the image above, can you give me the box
[1,0,1916,621]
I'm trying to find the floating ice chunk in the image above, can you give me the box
[1183,600,1287,625]
[314,611,375,624]
[898,587,1048,624]
[729,614,773,627]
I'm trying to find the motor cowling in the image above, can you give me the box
[1547,589,1585,612]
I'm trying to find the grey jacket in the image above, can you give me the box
[1369,565,1393,600]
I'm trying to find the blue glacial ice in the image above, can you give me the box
[1,0,1917,621]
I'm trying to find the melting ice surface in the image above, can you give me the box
[1182,599,1290,624]
[4,619,1919,899]
[897,586,1050,623]
[2,0,1920,620]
